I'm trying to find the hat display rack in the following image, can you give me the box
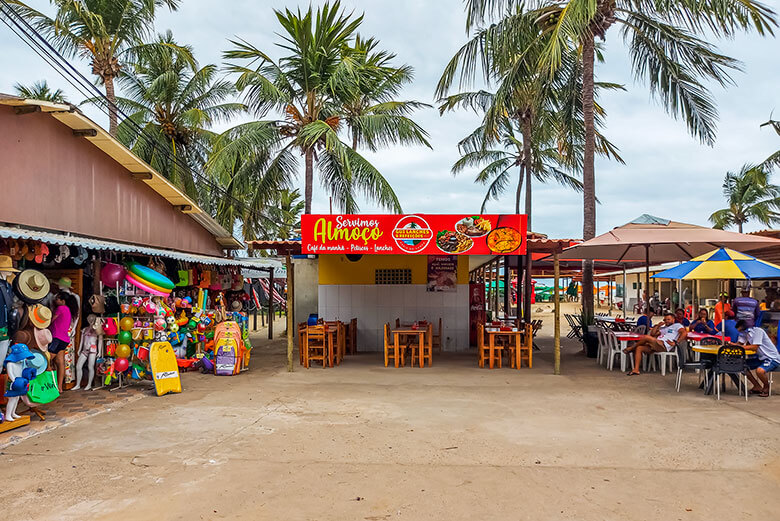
[1,237,254,433]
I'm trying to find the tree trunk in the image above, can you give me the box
[104,75,118,137]
[738,222,743,233]
[352,128,358,151]
[304,147,314,214]
[515,164,525,214]
[521,115,533,230]
[581,35,596,324]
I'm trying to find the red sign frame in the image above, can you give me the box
[301,214,527,255]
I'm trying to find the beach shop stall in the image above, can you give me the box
[298,214,527,357]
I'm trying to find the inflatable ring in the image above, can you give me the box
[125,273,170,294]
[125,273,170,297]
[127,264,175,291]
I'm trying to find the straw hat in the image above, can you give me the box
[33,327,52,351]
[57,276,73,289]
[14,269,51,303]
[28,304,52,329]
[0,255,19,273]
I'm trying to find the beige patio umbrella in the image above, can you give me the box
[558,214,780,312]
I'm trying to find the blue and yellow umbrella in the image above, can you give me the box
[652,248,780,280]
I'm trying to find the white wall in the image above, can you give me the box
[318,284,469,351]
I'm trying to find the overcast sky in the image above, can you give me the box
[1,0,779,240]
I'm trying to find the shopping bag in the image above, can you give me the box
[27,371,60,404]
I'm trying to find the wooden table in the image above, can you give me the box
[484,328,523,369]
[391,328,427,368]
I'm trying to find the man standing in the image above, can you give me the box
[714,292,731,326]
[732,290,759,328]
[624,313,687,376]
[736,320,780,398]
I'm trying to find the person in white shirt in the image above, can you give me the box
[624,313,687,376]
[736,320,780,397]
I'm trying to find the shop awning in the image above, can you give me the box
[0,224,258,268]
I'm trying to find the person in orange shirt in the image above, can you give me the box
[714,293,731,326]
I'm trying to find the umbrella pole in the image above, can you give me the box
[645,244,650,314]
[622,266,627,318]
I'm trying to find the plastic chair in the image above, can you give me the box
[714,345,748,401]
[605,329,631,372]
[674,342,711,392]
[596,326,608,366]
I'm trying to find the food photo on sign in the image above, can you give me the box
[301,214,526,255]
[427,255,457,292]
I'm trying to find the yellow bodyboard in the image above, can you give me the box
[149,341,182,396]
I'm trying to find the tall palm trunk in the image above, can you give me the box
[352,128,358,150]
[104,75,118,136]
[515,164,525,214]
[581,35,596,323]
[304,147,314,214]
[521,115,533,230]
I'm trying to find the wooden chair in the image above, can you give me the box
[517,324,533,368]
[345,318,357,355]
[384,323,404,368]
[411,323,434,367]
[531,320,543,351]
[304,325,327,368]
[477,323,494,368]
[432,318,442,353]
[297,322,307,365]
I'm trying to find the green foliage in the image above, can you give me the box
[709,164,780,232]
[13,80,68,103]
[218,1,404,214]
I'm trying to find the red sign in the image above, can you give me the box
[301,214,527,255]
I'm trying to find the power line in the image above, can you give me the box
[0,0,283,233]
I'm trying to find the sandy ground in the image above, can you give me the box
[1,324,779,521]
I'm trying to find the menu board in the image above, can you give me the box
[427,255,457,292]
[301,214,527,255]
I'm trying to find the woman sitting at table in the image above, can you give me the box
[690,309,716,335]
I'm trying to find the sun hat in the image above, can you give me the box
[25,351,48,374]
[14,269,51,304]
[4,343,35,365]
[28,304,52,329]
[13,329,34,346]
[33,327,52,350]
[231,300,243,311]
[0,255,19,273]
[57,277,73,289]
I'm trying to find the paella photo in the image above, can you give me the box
[486,227,522,253]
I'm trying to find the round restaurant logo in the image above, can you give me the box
[392,215,433,253]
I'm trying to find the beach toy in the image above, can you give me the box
[118,330,132,345]
[169,324,179,333]
[154,318,166,331]
[136,344,150,361]
[103,318,118,337]
[101,263,126,287]
[115,358,129,372]
[116,344,131,359]
[120,317,134,331]
[120,304,131,314]
[125,264,174,296]
[149,342,182,396]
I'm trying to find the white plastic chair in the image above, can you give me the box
[605,329,632,372]
[650,342,678,376]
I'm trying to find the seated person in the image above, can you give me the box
[690,308,716,335]
[624,313,687,376]
[674,308,690,327]
[722,310,739,342]
[735,320,780,397]
[636,309,654,331]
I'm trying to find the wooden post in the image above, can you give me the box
[286,255,294,372]
[503,255,510,318]
[268,268,274,340]
[554,250,561,375]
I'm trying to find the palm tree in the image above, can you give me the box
[760,117,780,170]
[463,0,776,320]
[271,189,305,240]
[109,31,245,198]
[338,35,431,152]
[13,80,68,103]
[216,1,402,214]
[10,0,182,136]
[437,9,622,228]
[709,164,780,233]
